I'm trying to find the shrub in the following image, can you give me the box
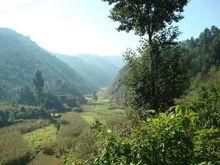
[42,143,55,155]
[94,107,195,165]
[72,107,83,113]
[94,101,220,164]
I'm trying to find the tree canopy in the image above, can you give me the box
[103,0,188,40]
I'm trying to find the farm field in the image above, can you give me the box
[0,96,124,164]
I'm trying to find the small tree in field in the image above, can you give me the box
[92,91,98,102]
[33,70,44,106]
[103,0,190,112]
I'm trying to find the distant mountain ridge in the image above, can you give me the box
[0,28,94,94]
[55,53,125,88]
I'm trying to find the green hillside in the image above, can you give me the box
[0,28,94,95]
[55,54,112,87]
[55,53,124,88]
[77,54,122,82]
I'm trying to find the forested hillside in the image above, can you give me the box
[77,54,123,82]
[108,26,220,105]
[55,53,124,87]
[0,28,94,97]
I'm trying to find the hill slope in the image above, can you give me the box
[56,54,125,88]
[55,54,113,87]
[0,28,94,94]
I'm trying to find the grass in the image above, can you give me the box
[0,102,14,110]
[80,97,124,124]
[6,119,50,134]
[0,127,31,165]
[23,125,57,154]
[28,152,62,165]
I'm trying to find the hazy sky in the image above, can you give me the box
[0,0,219,56]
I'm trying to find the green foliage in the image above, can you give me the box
[124,37,190,112]
[107,66,130,107]
[33,70,45,105]
[94,87,220,164]
[41,92,65,111]
[0,105,49,127]
[103,0,188,37]
[51,79,85,102]
[108,26,220,112]
[94,109,195,164]
[104,0,190,112]
[185,26,220,75]
[16,86,36,105]
[184,83,220,129]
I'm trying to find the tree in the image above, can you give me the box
[124,37,190,112]
[210,33,220,65]
[103,0,190,112]
[16,86,36,105]
[92,91,98,102]
[0,80,10,100]
[33,70,44,106]
[41,92,64,111]
[103,0,188,42]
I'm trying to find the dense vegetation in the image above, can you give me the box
[108,26,220,109]
[91,0,220,164]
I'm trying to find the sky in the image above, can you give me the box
[0,0,219,56]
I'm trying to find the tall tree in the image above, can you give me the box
[33,70,44,106]
[103,0,189,111]
[92,91,98,102]
[103,0,188,42]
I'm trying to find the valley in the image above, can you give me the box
[0,0,219,164]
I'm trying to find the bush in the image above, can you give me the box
[94,101,220,164]
[72,107,83,113]
[0,106,50,127]
[42,143,55,155]
[94,107,195,165]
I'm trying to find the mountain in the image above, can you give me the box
[55,54,125,88]
[0,28,94,95]
[54,53,112,87]
[103,55,125,68]
[77,54,123,83]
